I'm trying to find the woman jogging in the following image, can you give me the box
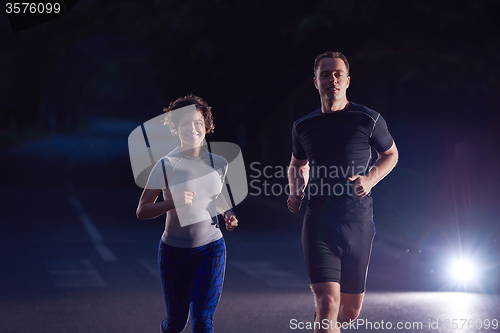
[136,94,238,333]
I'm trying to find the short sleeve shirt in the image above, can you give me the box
[292,102,393,222]
[146,147,227,247]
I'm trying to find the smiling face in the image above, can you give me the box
[314,57,350,108]
[177,110,206,147]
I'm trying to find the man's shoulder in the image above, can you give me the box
[347,102,380,122]
[293,108,321,128]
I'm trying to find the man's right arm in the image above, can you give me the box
[287,155,309,213]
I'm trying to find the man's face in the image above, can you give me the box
[314,57,350,103]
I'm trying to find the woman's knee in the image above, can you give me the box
[161,315,188,333]
[191,317,213,333]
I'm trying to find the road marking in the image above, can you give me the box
[229,260,307,287]
[47,259,107,288]
[138,259,160,281]
[69,196,117,262]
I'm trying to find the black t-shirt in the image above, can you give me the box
[292,102,393,222]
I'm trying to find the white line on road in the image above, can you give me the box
[70,196,118,262]
[138,259,160,281]
[47,259,107,288]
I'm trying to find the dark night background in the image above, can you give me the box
[2,0,499,248]
[1,0,500,331]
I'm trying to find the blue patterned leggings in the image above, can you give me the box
[158,238,226,333]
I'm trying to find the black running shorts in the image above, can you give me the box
[302,212,376,294]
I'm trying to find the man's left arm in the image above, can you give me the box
[349,142,398,198]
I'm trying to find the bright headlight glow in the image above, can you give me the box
[449,259,476,282]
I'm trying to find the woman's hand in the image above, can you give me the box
[224,211,238,231]
[164,190,197,207]
[181,191,196,206]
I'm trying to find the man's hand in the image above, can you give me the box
[348,175,373,198]
[224,211,238,231]
[287,192,304,213]
[349,142,398,198]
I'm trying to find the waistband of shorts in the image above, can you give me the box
[160,236,224,250]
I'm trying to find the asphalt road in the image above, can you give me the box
[1,120,499,333]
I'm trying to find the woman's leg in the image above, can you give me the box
[189,238,226,333]
[158,240,191,333]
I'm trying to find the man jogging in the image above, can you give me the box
[287,51,398,333]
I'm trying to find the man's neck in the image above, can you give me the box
[321,98,349,113]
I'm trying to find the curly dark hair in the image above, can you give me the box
[313,51,350,76]
[162,94,215,136]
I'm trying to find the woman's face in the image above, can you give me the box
[177,110,206,147]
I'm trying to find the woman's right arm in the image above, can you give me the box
[136,188,175,220]
[136,188,196,220]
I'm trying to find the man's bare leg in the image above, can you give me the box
[311,285,365,332]
[311,282,341,333]
[337,292,364,324]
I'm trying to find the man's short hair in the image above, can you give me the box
[314,52,350,76]
[162,94,215,136]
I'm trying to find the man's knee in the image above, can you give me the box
[317,293,340,312]
[339,292,364,322]
[340,305,361,321]
[312,283,341,312]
